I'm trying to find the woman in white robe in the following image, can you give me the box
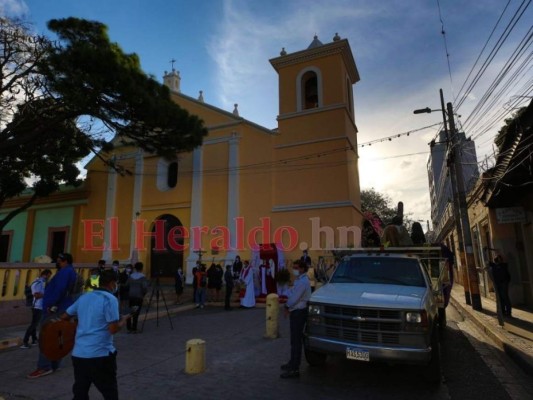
[240,263,256,308]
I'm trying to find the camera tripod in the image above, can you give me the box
[140,273,174,331]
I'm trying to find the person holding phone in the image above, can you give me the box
[61,270,130,400]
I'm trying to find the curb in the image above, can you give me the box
[0,336,21,352]
[450,296,533,377]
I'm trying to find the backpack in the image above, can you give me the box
[199,274,207,288]
[24,282,35,307]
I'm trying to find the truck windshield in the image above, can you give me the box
[330,257,426,287]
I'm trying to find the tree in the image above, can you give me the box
[360,188,397,225]
[0,17,208,232]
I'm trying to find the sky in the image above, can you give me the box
[2,0,532,230]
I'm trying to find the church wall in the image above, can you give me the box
[199,140,229,251]
[273,139,350,206]
[236,127,275,257]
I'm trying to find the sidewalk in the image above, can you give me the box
[450,283,533,377]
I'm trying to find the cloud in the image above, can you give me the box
[0,0,28,17]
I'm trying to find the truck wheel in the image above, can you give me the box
[438,308,447,331]
[423,329,441,385]
[304,347,327,366]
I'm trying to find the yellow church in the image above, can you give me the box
[1,34,363,283]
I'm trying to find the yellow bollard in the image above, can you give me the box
[185,338,206,374]
[264,293,279,339]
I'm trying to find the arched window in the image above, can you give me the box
[157,158,178,191]
[167,162,178,188]
[302,71,318,110]
[296,67,322,112]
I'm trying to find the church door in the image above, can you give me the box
[150,214,184,278]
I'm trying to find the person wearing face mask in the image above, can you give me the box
[85,268,100,293]
[125,262,148,333]
[280,260,311,379]
[118,264,132,313]
[60,270,130,399]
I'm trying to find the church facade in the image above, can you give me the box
[1,34,363,283]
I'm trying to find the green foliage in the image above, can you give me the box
[0,17,207,231]
[360,188,397,225]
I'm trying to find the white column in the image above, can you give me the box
[103,159,117,262]
[226,132,240,261]
[130,150,144,262]
[187,146,204,283]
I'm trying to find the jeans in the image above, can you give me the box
[72,352,118,400]
[495,282,512,315]
[289,308,308,370]
[225,285,233,309]
[37,313,61,371]
[195,287,206,306]
[127,298,143,331]
[23,308,42,344]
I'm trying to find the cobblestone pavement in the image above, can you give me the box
[0,283,532,400]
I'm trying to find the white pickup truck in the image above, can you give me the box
[304,247,446,384]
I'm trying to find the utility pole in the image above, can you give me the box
[439,90,472,306]
[446,100,482,311]
[415,89,482,311]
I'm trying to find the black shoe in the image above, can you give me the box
[280,370,300,379]
[280,363,292,371]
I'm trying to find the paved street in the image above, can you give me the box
[1,300,532,400]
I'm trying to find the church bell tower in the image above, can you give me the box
[269,33,362,248]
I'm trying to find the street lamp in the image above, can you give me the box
[413,107,433,114]
[414,89,482,311]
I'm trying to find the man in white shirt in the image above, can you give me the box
[21,269,52,349]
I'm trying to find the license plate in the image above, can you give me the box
[346,347,370,362]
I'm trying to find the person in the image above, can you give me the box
[174,267,184,304]
[118,264,132,312]
[27,252,78,378]
[85,268,100,293]
[232,255,243,280]
[410,222,426,245]
[125,262,149,333]
[110,260,120,298]
[207,263,218,301]
[259,259,276,296]
[300,250,311,267]
[61,270,130,400]
[213,263,224,302]
[195,264,207,308]
[21,269,52,349]
[440,243,454,307]
[224,265,234,310]
[97,259,106,276]
[191,262,200,304]
[280,260,311,379]
[361,219,381,247]
[489,255,512,317]
[240,260,255,308]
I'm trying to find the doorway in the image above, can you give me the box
[150,214,184,278]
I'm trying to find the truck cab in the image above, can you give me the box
[304,248,444,383]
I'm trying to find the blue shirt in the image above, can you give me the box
[66,289,120,358]
[43,264,77,313]
[286,273,311,312]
